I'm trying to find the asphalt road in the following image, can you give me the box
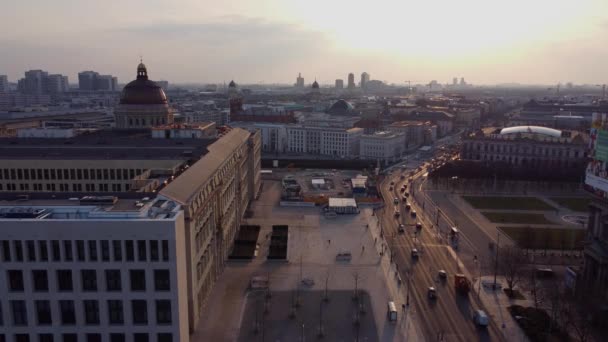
[379,167,505,342]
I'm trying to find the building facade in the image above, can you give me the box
[286,126,362,158]
[0,75,8,93]
[335,79,344,89]
[360,131,405,164]
[347,73,355,89]
[17,70,69,95]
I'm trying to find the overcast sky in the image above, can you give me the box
[1,0,607,85]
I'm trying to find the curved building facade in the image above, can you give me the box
[114,62,174,129]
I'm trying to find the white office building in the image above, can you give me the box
[360,131,405,164]
[0,197,189,342]
[287,126,362,158]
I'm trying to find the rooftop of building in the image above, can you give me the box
[0,195,181,220]
[467,126,588,144]
[388,120,428,127]
[0,129,215,160]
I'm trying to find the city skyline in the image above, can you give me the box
[1,0,607,85]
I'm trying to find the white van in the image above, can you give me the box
[474,310,489,327]
[387,301,398,322]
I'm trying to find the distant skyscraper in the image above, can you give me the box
[0,75,8,93]
[361,72,370,90]
[295,73,305,88]
[347,73,355,89]
[460,77,466,86]
[17,70,69,94]
[453,77,458,86]
[79,71,118,91]
[335,79,344,89]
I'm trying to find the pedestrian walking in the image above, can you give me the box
[328,239,331,245]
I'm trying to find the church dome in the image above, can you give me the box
[328,99,354,113]
[229,80,237,88]
[120,62,168,105]
[312,80,319,89]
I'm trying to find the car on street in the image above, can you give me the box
[411,248,419,258]
[438,270,447,279]
[400,174,405,180]
[415,222,422,230]
[393,197,399,204]
[405,202,411,210]
[390,181,394,185]
[427,287,437,299]
[404,192,409,197]
[411,210,417,218]
[398,224,405,233]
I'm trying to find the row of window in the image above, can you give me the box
[0,168,144,181]
[0,240,170,263]
[7,269,170,293]
[1,299,171,327]
[0,332,172,342]
[0,183,126,192]
[464,143,581,157]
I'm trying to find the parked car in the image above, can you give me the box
[411,210,417,218]
[398,224,405,233]
[428,287,437,299]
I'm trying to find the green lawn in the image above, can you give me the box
[500,226,585,250]
[482,212,553,224]
[550,197,591,212]
[463,196,554,211]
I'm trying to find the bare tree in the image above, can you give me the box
[526,270,543,309]
[562,295,594,342]
[499,245,526,296]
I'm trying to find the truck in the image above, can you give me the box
[454,274,471,295]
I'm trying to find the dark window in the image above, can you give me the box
[62,334,77,342]
[85,334,100,342]
[69,169,75,179]
[88,241,97,261]
[103,169,109,180]
[76,240,85,261]
[101,240,109,261]
[44,169,49,180]
[38,334,53,342]
[81,270,97,291]
[35,300,52,325]
[84,300,100,325]
[50,169,56,179]
[105,270,122,291]
[154,270,170,291]
[107,300,124,324]
[155,300,172,324]
[14,240,23,261]
[109,334,125,342]
[137,240,147,261]
[57,270,73,291]
[110,169,115,179]
[17,169,22,180]
[157,334,172,342]
[38,241,48,261]
[14,335,29,342]
[131,300,148,324]
[133,334,148,342]
[77,169,83,180]
[83,169,89,179]
[161,240,169,261]
[126,241,134,261]
[63,241,73,261]
[32,270,48,292]
[150,241,159,261]
[130,270,146,291]
[112,240,122,261]
[51,240,61,261]
[8,270,24,291]
[96,169,102,179]
[26,240,36,261]
[1,240,10,261]
[10,300,27,325]
[59,300,76,325]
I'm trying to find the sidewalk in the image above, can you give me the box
[473,275,531,342]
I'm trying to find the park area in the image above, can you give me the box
[463,196,554,211]
[499,226,585,250]
[482,212,554,225]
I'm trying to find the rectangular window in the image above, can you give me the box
[101,240,110,261]
[8,270,24,291]
[11,300,27,326]
[59,300,76,325]
[57,168,62,180]
[105,270,122,291]
[112,240,122,261]
[76,240,85,261]
[137,240,147,261]
[38,240,48,261]
[154,270,170,291]
[85,334,100,342]
[150,241,159,261]
[50,169,56,179]
[130,270,146,291]
[1,240,10,261]
[161,240,169,261]
[81,270,97,291]
[126,241,134,261]
[26,240,36,261]
[155,300,172,324]
[109,334,125,342]
[83,300,100,325]
[51,240,61,261]
[96,169,102,179]
[38,334,53,342]
[57,270,73,291]
[88,240,97,261]
[35,300,52,325]
[131,300,148,325]
[64,240,73,261]
[107,300,124,324]
[110,169,115,179]
[62,334,77,342]
[32,270,48,292]
[83,169,89,179]
[14,240,23,261]
[70,169,76,180]
[157,334,172,342]
[77,169,83,180]
[133,334,148,342]
[14,335,29,342]
[44,169,49,180]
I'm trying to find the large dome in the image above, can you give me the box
[328,99,354,114]
[119,63,168,105]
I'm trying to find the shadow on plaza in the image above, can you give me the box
[238,290,380,342]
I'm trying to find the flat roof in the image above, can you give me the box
[328,198,357,207]
[311,178,325,185]
[500,126,562,138]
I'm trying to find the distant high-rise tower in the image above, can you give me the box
[295,73,305,88]
[453,77,458,86]
[0,75,8,93]
[79,71,119,91]
[347,73,355,89]
[361,72,370,90]
[460,77,466,86]
[335,79,344,89]
[228,80,243,120]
